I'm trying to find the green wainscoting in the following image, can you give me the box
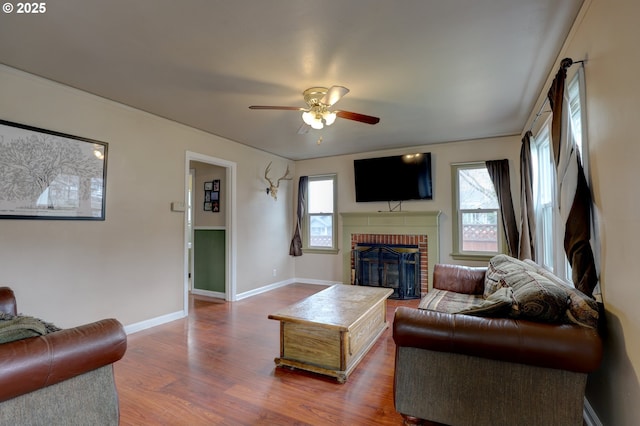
[194,229,225,293]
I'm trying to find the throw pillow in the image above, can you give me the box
[507,271,570,323]
[484,254,537,298]
[523,259,599,328]
[455,286,514,317]
[564,288,600,329]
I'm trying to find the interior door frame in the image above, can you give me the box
[184,151,237,315]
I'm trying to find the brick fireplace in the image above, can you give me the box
[351,233,427,297]
[341,211,441,296]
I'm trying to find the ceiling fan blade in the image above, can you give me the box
[249,105,306,111]
[297,123,310,134]
[321,86,349,106]
[336,110,380,125]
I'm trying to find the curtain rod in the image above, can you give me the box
[526,58,585,133]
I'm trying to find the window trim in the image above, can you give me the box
[302,173,339,254]
[451,162,504,261]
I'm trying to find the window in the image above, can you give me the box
[451,163,502,260]
[530,68,587,281]
[531,126,556,272]
[304,174,338,253]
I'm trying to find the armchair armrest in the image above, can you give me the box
[0,287,17,316]
[0,318,127,402]
[393,307,602,373]
[432,264,486,294]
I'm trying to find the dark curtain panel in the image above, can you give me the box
[547,58,598,296]
[518,131,536,261]
[289,176,308,256]
[486,159,519,257]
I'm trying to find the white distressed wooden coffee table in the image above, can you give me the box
[268,284,393,383]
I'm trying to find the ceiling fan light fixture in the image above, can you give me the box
[301,111,315,125]
[310,117,324,129]
[323,111,337,126]
[251,85,380,131]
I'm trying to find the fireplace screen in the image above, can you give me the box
[353,244,420,299]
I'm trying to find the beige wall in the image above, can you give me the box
[0,65,295,328]
[293,136,521,283]
[551,0,640,423]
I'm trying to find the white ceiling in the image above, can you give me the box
[0,0,583,160]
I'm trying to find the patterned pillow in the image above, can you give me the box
[523,259,599,328]
[564,287,600,328]
[484,254,537,298]
[509,273,570,323]
[455,287,514,318]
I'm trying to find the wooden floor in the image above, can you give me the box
[115,284,420,425]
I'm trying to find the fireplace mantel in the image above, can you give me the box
[341,211,441,292]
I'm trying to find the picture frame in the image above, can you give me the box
[204,181,213,191]
[0,119,108,220]
[204,202,213,211]
[213,179,220,191]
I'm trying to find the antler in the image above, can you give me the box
[265,162,292,200]
[264,162,274,187]
[277,165,293,185]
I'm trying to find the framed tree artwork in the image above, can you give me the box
[0,119,108,220]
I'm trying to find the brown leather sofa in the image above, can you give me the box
[393,263,603,426]
[0,287,127,425]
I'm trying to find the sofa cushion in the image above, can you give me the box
[419,289,485,314]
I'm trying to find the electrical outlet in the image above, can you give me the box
[272,268,277,277]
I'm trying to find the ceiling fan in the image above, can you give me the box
[249,86,380,131]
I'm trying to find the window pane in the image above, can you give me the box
[309,179,333,213]
[568,76,583,157]
[458,168,498,209]
[309,214,332,247]
[461,210,499,252]
[542,204,554,270]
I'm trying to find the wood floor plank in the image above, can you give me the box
[115,284,419,425]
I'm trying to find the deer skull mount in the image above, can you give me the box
[264,162,292,201]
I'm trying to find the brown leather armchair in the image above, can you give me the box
[0,287,127,425]
[393,264,602,426]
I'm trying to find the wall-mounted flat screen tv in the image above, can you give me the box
[354,153,432,202]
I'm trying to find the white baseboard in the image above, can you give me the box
[124,310,185,335]
[124,279,340,333]
[295,278,342,286]
[191,288,225,299]
[584,397,603,426]
[234,278,339,300]
[235,278,297,300]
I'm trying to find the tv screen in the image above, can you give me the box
[354,153,432,202]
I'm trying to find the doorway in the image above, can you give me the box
[183,151,237,315]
